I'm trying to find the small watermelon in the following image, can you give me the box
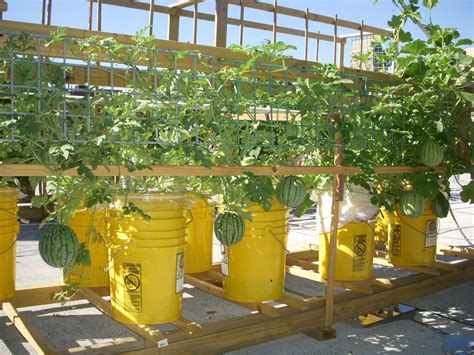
[399,191,424,218]
[39,224,79,268]
[276,176,306,208]
[214,212,245,246]
[432,193,449,218]
[419,140,443,167]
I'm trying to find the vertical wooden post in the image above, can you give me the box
[239,0,244,46]
[272,0,277,43]
[88,0,93,31]
[304,8,309,61]
[149,0,155,36]
[359,20,364,70]
[315,31,320,62]
[214,0,228,47]
[339,41,345,68]
[47,0,52,25]
[193,0,198,44]
[333,15,338,65]
[97,0,102,31]
[168,10,180,41]
[42,0,47,25]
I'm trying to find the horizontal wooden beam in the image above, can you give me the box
[227,0,392,38]
[169,0,206,9]
[0,20,402,84]
[0,164,446,177]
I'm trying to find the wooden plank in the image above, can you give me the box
[2,302,54,354]
[168,12,180,41]
[286,257,318,271]
[171,317,203,335]
[286,266,322,282]
[272,0,277,43]
[304,8,309,61]
[431,261,458,272]
[127,262,474,354]
[0,164,446,178]
[169,0,205,9]
[10,284,108,308]
[148,0,155,36]
[239,0,244,45]
[214,0,228,47]
[80,288,165,344]
[367,277,393,288]
[193,0,198,43]
[335,281,373,295]
[63,337,144,354]
[278,294,309,311]
[287,249,318,261]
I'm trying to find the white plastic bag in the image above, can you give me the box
[311,183,378,234]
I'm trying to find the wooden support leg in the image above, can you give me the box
[304,327,337,340]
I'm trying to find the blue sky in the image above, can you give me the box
[5,0,474,64]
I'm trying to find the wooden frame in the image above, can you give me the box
[2,249,472,353]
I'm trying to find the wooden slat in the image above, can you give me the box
[278,294,309,310]
[286,266,322,282]
[168,11,180,41]
[62,337,144,354]
[367,277,393,288]
[287,249,318,261]
[171,317,203,335]
[169,0,205,9]
[148,0,155,36]
[2,302,54,354]
[373,257,441,276]
[286,257,318,271]
[336,281,373,295]
[0,164,446,178]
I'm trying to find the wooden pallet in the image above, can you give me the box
[1,250,473,354]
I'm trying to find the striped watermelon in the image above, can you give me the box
[39,224,79,268]
[432,193,449,218]
[276,176,306,208]
[214,212,245,245]
[399,191,424,218]
[420,140,443,167]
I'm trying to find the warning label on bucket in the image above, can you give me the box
[176,252,184,294]
[353,235,367,272]
[425,220,438,248]
[123,263,142,313]
[391,223,401,256]
[221,246,229,276]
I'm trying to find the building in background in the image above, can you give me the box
[350,35,391,72]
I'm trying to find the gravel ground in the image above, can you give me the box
[1,175,472,354]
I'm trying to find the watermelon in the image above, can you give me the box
[276,176,306,208]
[214,212,245,245]
[432,193,449,218]
[349,135,366,151]
[399,191,424,218]
[420,140,443,167]
[39,224,79,268]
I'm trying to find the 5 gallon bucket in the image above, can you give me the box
[223,200,289,302]
[388,200,437,266]
[64,206,109,287]
[184,193,214,273]
[319,220,374,281]
[0,187,19,301]
[107,193,186,325]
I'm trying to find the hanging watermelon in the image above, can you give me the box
[39,224,79,268]
[276,176,306,208]
[419,140,443,167]
[399,191,425,218]
[214,212,245,246]
[432,193,449,218]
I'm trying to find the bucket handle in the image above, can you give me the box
[185,208,194,227]
[265,226,290,253]
[103,238,134,272]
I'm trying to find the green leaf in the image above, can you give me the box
[457,38,473,46]
[423,0,438,9]
[401,39,428,56]
[460,181,474,204]
[294,195,314,218]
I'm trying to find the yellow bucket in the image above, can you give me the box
[374,207,391,248]
[0,187,18,301]
[388,200,437,266]
[319,221,374,281]
[223,200,289,302]
[108,193,187,325]
[64,206,109,288]
[184,193,215,274]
